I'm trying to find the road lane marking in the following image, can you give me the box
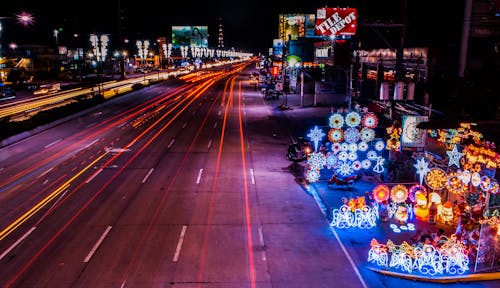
[167,139,175,149]
[142,168,154,183]
[172,225,187,262]
[213,122,217,129]
[196,169,203,184]
[44,139,62,149]
[84,226,112,263]
[182,122,187,128]
[207,139,212,149]
[250,168,255,185]
[0,227,36,261]
[258,226,266,261]
[85,168,102,183]
[38,167,54,179]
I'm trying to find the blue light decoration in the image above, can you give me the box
[368,235,470,275]
[446,144,464,168]
[330,204,378,229]
[306,169,320,183]
[414,157,430,185]
[307,126,325,152]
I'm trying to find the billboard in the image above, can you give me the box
[172,26,209,48]
[273,39,283,56]
[279,14,316,41]
[315,7,358,37]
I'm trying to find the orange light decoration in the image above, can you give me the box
[390,184,408,203]
[471,172,481,187]
[490,181,499,195]
[415,191,429,221]
[439,201,454,224]
[447,172,466,194]
[385,125,401,151]
[408,184,427,202]
[372,184,390,203]
[425,168,447,190]
[394,204,409,223]
[480,176,491,192]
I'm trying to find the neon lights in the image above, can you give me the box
[331,204,378,229]
[307,126,325,152]
[446,144,464,168]
[425,168,447,190]
[414,157,430,185]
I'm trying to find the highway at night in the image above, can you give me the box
[0,62,364,288]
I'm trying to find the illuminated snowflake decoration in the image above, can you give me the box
[340,143,349,151]
[367,150,378,160]
[360,128,375,142]
[328,128,344,142]
[345,111,361,127]
[358,141,368,152]
[353,161,362,171]
[374,140,385,151]
[344,128,360,143]
[325,152,339,169]
[446,144,464,168]
[338,151,348,161]
[331,142,341,153]
[307,126,325,152]
[348,143,358,152]
[361,159,372,169]
[329,113,344,128]
[414,157,430,185]
[307,152,326,171]
[348,152,358,161]
[306,169,320,183]
[361,113,378,128]
[338,162,354,176]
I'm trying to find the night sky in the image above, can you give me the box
[2,0,465,54]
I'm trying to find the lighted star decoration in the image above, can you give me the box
[446,144,464,168]
[414,157,430,185]
[16,11,35,26]
[307,126,325,152]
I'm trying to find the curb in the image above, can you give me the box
[367,267,500,283]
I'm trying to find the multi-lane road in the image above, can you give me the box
[1,61,497,288]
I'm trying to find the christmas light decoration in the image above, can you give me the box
[329,113,344,128]
[360,127,375,142]
[373,156,385,173]
[414,157,430,185]
[345,111,361,127]
[446,144,464,168]
[307,126,325,152]
[425,168,447,190]
[307,152,326,171]
[344,127,360,143]
[306,169,320,183]
[361,113,378,128]
[372,184,390,203]
[328,128,344,142]
[391,184,409,203]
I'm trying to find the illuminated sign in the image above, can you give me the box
[273,39,283,56]
[172,26,208,48]
[315,7,358,37]
[401,115,428,148]
[279,14,315,41]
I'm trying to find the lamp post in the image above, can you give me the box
[89,34,109,96]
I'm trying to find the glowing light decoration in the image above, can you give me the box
[345,111,361,127]
[307,126,325,152]
[459,169,471,184]
[361,113,378,128]
[325,152,338,169]
[394,204,409,223]
[331,142,341,153]
[408,184,426,202]
[373,156,385,173]
[90,34,110,62]
[329,113,344,128]
[390,185,408,203]
[374,140,385,151]
[440,201,454,224]
[358,141,368,152]
[429,192,442,204]
[348,152,358,161]
[414,157,431,185]
[369,236,469,275]
[415,191,429,221]
[307,152,326,171]
[344,127,360,143]
[425,168,447,190]
[348,143,358,152]
[471,172,481,187]
[338,162,354,176]
[306,169,320,183]
[386,125,402,151]
[360,128,375,142]
[361,159,371,169]
[16,11,34,26]
[328,128,344,142]
[490,181,499,194]
[480,176,491,192]
[446,144,464,168]
[447,172,466,194]
[331,205,378,229]
[353,161,362,171]
[372,184,390,203]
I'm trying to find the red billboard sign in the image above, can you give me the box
[315,7,358,37]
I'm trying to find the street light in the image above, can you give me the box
[89,34,109,96]
[0,12,34,57]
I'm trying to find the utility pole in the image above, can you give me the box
[117,0,126,80]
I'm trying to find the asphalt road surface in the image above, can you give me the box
[0,62,497,288]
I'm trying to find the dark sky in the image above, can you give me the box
[2,0,466,54]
